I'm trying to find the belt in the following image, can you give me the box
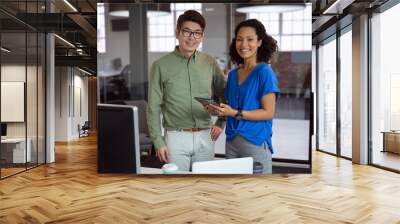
[166,127,210,132]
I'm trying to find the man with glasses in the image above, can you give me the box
[147,10,226,171]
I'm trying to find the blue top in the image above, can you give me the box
[224,63,280,153]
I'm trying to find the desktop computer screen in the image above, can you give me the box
[1,123,6,138]
[97,104,141,173]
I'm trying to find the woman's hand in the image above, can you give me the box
[204,105,219,116]
[209,103,237,117]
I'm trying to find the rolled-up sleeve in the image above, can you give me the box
[147,62,166,149]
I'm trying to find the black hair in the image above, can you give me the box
[177,10,206,31]
[229,19,278,65]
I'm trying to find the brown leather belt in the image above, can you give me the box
[182,128,209,132]
[167,128,210,132]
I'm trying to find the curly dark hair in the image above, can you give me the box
[229,19,278,65]
[177,10,206,31]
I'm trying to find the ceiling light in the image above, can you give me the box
[54,34,75,48]
[147,11,170,17]
[63,0,78,12]
[109,4,170,18]
[109,10,129,17]
[1,47,11,53]
[147,4,171,17]
[236,4,306,13]
[322,0,354,15]
[78,67,92,76]
[109,4,129,17]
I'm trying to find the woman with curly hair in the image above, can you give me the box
[210,19,280,174]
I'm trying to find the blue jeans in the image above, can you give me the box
[226,135,272,174]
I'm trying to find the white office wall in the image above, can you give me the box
[72,74,89,138]
[55,67,89,141]
[1,64,45,165]
[1,82,24,122]
[55,67,71,141]
[1,65,25,81]
[1,65,39,138]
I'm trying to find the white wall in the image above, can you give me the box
[1,64,46,164]
[1,65,37,138]
[72,74,89,138]
[55,67,89,141]
[55,67,69,141]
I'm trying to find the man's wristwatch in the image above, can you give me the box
[234,109,243,120]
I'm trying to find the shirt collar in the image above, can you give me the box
[173,46,198,62]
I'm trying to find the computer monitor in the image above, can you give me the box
[1,123,7,137]
[97,104,141,173]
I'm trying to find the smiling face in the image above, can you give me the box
[176,21,203,57]
[235,26,262,62]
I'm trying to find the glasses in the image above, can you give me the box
[181,29,203,39]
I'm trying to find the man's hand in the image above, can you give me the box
[210,125,223,141]
[156,146,169,163]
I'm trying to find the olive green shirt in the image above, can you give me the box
[147,47,226,149]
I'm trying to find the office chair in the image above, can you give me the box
[79,121,90,138]
[123,100,154,156]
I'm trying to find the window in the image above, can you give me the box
[318,37,337,154]
[148,3,202,52]
[371,3,400,171]
[148,12,175,52]
[339,29,352,158]
[248,4,312,52]
[97,3,106,53]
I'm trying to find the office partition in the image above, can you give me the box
[0,1,47,179]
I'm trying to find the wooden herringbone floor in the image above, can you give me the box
[1,134,400,224]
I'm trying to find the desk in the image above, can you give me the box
[140,167,191,174]
[1,138,31,163]
[382,131,400,154]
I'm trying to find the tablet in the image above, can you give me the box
[194,97,219,106]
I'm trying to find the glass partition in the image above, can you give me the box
[1,31,28,177]
[370,3,400,171]
[317,36,337,155]
[0,1,46,179]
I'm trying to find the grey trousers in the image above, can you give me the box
[226,135,272,174]
[165,129,214,172]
